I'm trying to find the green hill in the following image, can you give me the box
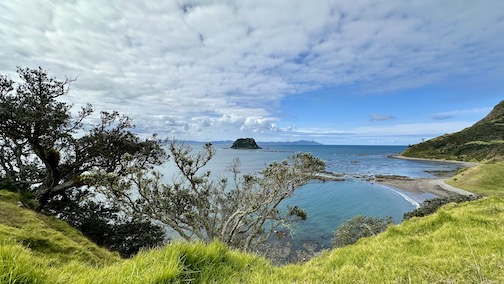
[448,161,504,198]
[402,100,504,162]
[2,189,503,283]
[0,191,119,266]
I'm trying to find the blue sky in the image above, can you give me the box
[1,1,503,145]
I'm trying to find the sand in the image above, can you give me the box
[375,155,477,198]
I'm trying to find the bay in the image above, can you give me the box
[159,144,461,260]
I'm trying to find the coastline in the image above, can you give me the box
[389,155,477,168]
[375,155,478,199]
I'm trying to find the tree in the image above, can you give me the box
[333,215,393,248]
[0,67,166,211]
[0,67,167,256]
[96,140,326,251]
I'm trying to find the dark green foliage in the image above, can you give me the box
[0,177,18,192]
[403,194,481,220]
[0,177,37,208]
[45,189,165,258]
[0,67,167,211]
[333,215,393,248]
[402,100,504,162]
[287,205,307,221]
[231,138,261,149]
[0,67,167,258]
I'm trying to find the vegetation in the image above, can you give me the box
[403,194,481,220]
[231,137,262,149]
[448,161,504,198]
[332,215,392,248]
[2,67,503,282]
[0,67,166,256]
[0,67,166,211]
[0,190,120,267]
[95,140,325,251]
[0,67,324,254]
[2,190,503,283]
[47,194,166,258]
[402,100,504,162]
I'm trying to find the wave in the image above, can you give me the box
[377,184,420,208]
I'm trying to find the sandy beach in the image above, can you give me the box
[375,155,477,198]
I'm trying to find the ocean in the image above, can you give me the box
[159,144,461,260]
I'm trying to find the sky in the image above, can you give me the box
[1,0,503,145]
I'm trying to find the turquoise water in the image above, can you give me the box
[159,144,461,252]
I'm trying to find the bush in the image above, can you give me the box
[333,215,393,248]
[45,190,165,258]
[403,194,481,220]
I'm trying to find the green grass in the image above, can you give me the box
[448,161,504,198]
[401,101,504,162]
[465,140,504,145]
[0,190,120,268]
[2,189,504,283]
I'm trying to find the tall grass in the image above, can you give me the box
[2,190,503,283]
[0,191,119,268]
[0,243,47,283]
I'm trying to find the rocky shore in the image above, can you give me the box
[375,155,477,197]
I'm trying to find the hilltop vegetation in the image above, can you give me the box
[448,161,504,198]
[402,100,504,162]
[2,189,503,283]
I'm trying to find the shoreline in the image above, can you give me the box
[375,156,478,199]
[389,155,477,168]
[265,155,479,264]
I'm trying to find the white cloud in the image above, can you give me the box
[432,107,493,120]
[0,0,502,143]
[369,114,395,122]
[275,121,475,145]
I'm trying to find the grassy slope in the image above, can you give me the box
[447,161,504,198]
[0,190,120,283]
[401,131,504,162]
[2,190,504,283]
[402,100,504,162]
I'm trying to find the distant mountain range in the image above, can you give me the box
[184,140,323,146]
[402,100,504,162]
[259,140,323,146]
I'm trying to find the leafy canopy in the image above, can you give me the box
[0,67,166,210]
[0,67,166,256]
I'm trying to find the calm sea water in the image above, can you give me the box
[159,144,461,252]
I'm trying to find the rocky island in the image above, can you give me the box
[231,138,261,149]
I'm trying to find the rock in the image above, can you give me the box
[275,230,287,239]
[231,138,261,149]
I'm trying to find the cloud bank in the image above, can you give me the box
[0,0,502,143]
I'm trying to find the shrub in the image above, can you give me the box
[333,215,393,248]
[403,194,481,220]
